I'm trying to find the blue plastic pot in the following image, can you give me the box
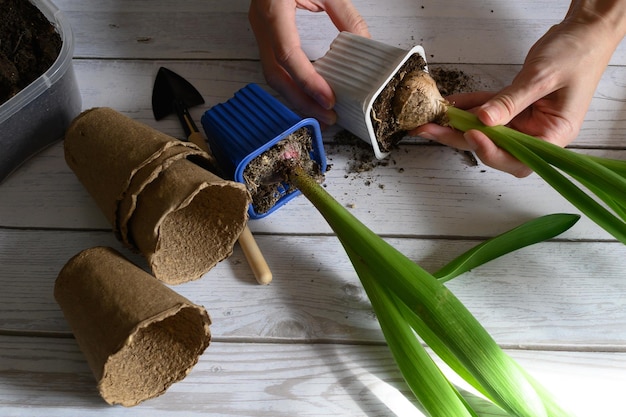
[201,84,326,219]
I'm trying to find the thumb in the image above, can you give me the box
[477,69,544,127]
[324,1,370,37]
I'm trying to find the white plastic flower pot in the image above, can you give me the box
[314,32,427,159]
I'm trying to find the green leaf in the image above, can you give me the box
[567,171,626,222]
[445,106,626,244]
[291,167,572,417]
[585,154,626,176]
[350,246,478,417]
[434,214,580,282]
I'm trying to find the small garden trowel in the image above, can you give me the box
[152,66,211,153]
[151,66,272,285]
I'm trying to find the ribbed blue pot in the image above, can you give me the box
[201,83,326,219]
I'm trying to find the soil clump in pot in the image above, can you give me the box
[370,54,430,153]
[0,0,62,106]
[242,127,325,214]
[371,58,479,152]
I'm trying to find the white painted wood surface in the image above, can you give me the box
[1,0,625,415]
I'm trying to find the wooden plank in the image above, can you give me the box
[0,335,623,416]
[72,59,267,129]
[4,59,626,234]
[2,128,626,240]
[67,60,626,147]
[1,229,624,348]
[69,59,626,146]
[54,0,626,65]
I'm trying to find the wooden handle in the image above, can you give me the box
[238,226,272,285]
[188,131,211,153]
[187,129,272,284]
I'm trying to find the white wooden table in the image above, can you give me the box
[1,1,625,415]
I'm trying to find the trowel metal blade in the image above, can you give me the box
[152,67,205,120]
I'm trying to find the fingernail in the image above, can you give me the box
[319,113,336,126]
[309,105,334,126]
[314,93,333,110]
[481,105,500,125]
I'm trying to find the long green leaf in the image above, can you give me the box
[434,214,580,282]
[495,138,626,243]
[397,288,495,404]
[566,171,626,222]
[496,125,626,206]
[291,167,572,417]
[585,154,626,176]
[350,246,477,417]
[445,107,626,203]
[445,106,626,244]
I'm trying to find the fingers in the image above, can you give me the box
[411,123,471,151]
[248,0,371,125]
[445,91,494,110]
[324,0,370,36]
[266,2,336,109]
[464,130,533,178]
[476,66,553,127]
[261,58,337,126]
[411,124,532,178]
[248,0,337,124]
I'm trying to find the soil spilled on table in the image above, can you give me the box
[333,129,394,174]
[242,127,325,215]
[0,0,62,106]
[429,67,478,97]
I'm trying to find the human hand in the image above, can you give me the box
[249,0,369,126]
[414,1,626,177]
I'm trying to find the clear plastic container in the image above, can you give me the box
[0,0,82,182]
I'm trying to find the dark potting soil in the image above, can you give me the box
[429,67,479,97]
[0,0,62,106]
[242,127,325,214]
[334,66,479,177]
[370,53,428,153]
[370,61,479,154]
